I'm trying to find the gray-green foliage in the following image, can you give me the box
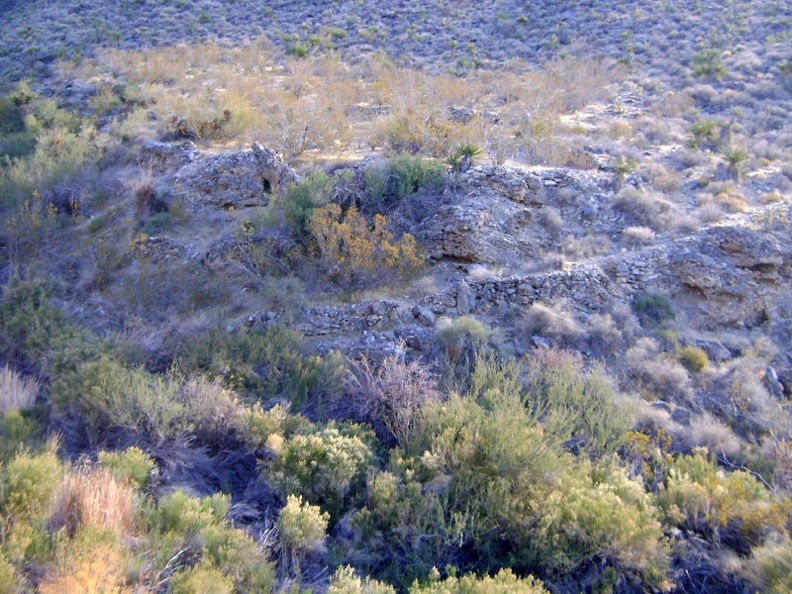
[284,171,334,237]
[363,153,444,211]
[525,349,632,456]
[178,324,346,407]
[53,357,240,446]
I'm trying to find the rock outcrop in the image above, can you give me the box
[151,142,299,210]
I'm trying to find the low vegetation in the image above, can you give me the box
[0,0,790,593]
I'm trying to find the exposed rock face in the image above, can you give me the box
[155,142,299,209]
[416,165,616,265]
[141,140,199,173]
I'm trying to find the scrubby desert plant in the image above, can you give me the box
[363,153,445,213]
[345,355,441,447]
[97,446,155,488]
[409,568,549,593]
[622,225,656,248]
[677,344,709,373]
[263,424,374,519]
[311,204,425,288]
[446,142,483,173]
[436,315,489,364]
[328,565,396,594]
[521,301,583,346]
[170,563,235,594]
[658,449,788,551]
[277,494,329,576]
[724,146,750,181]
[632,292,675,327]
[0,440,61,522]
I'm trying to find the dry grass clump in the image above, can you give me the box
[626,337,693,404]
[49,465,137,537]
[520,301,583,347]
[612,187,680,231]
[0,366,39,413]
[345,356,441,448]
[621,225,656,248]
[676,413,742,457]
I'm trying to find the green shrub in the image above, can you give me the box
[658,449,789,551]
[97,446,155,488]
[535,459,670,588]
[747,534,792,593]
[0,408,42,462]
[692,49,727,80]
[277,494,329,576]
[170,564,234,594]
[632,292,675,327]
[263,424,374,519]
[328,565,397,594]
[677,345,709,373]
[140,211,173,235]
[437,316,489,365]
[142,489,275,591]
[363,153,444,212]
[200,522,277,592]
[85,214,107,233]
[446,142,483,173]
[53,357,241,447]
[409,568,549,594]
[284,170,333,237]
[0,443,62,521]
[0,281,104,387]
[525,348,632,456]
[152,490,229,535]
[350,470,461,589]
[53,356,184,445]
[0,550,18,594]
[287,44,309,58]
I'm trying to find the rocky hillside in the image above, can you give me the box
[0,1,792,593]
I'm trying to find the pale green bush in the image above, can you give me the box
[409,568,549,594]
[97,446,155,488]
[536,459,670,588]
[658,449,788,550]
[525,348,632,456]
[170,563,234,594]
[277,494,329,576]
[0,442,61,521]
[328,565,396,594]
[263,425,374,518]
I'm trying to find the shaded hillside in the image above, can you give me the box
[0,1,791,593]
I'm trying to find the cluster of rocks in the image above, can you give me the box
[143,141,299,210]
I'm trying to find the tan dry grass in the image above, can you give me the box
[49,466,138,538]
[82,40,619,165]
[0,365,39,413]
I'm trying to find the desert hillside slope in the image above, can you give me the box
[0,1,791,593]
